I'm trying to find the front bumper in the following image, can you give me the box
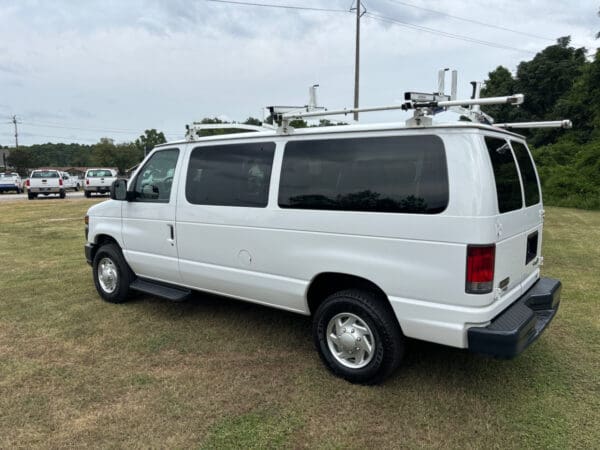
[85,242,95,265]
[468,277,561,358]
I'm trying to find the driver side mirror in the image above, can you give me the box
[110,178,128,201]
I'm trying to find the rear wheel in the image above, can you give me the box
[313,289,404,384]
[92,243,133,303]
[27,192,36,200]
[85,190,91,198]
[59,189,66,199]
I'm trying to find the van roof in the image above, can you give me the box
[157,121,526,148]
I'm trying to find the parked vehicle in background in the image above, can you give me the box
[84,168,117,197]
[0,172,22,193]
[60,172,81,191]
[27,169,66,199]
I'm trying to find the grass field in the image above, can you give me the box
[0,199,598,448]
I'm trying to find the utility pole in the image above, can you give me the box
[11,115,19,148]
[353,0,361,121]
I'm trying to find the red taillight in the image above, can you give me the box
[26,179,30,187]
[59,178,63,186]
[466,244,495,294]
[86,179,89,185]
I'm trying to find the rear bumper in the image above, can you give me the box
[29,187,62,193]
[468,277,561,358]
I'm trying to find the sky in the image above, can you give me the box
[0,0,598,146]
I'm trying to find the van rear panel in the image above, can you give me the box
[483,135,544,303]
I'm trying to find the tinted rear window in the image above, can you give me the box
[278,135,448,214]
[511,141,540,206]
[87,170,113,177]
[485,137,523,213]
[31,171,59,178]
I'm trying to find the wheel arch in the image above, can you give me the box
[306,272,394,317]
[90,234,121,261]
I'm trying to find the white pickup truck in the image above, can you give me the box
[0,172,22,193]
[84,169,117,197]
[60,172,82,191]
[26,169,66,199]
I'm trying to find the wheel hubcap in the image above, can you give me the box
[326,312,375,369]
[97,257,118,293]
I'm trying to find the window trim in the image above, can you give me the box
[277,134,449,215]
[509,140,541,207]
[130,147,180,204]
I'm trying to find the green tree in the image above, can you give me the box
[516,37,586,121]
[135,129,166,156]
[91,138,142,174]
[243,117,262,126]
[6,148,35,175]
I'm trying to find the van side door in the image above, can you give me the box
[121,148,181,283]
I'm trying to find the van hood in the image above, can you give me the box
[87,199,122,218]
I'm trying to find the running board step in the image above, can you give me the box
[130,278,191,302]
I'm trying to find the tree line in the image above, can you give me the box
[482,36,600,209]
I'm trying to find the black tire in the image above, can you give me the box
[59,189,66,199]
[92,243,134,303]
[313,289,404,384]
[27,192,35,200]
[85,190,91,198]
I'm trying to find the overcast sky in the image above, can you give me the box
[1,0,598,146]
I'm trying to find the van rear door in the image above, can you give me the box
[510,140,544,286]
[484,136,544,301]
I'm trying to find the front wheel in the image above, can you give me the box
[313,289,404,384]
[92,243,133,303]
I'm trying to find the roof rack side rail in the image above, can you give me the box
[185,123,275,141]
[495,120,573,130]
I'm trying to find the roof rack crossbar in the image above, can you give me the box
[281,94,524,121]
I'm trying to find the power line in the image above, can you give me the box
[384,0,554,41]
[366,12,535,54]
[202,0,535,54]
[203,0,348,13]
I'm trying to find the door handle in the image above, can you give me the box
[167,224,175,245]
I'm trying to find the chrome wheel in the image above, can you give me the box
[97,257,118,294]
[326,312,375,369]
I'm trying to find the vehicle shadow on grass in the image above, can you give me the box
[126,289,562,391]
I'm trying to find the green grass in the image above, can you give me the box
[0,199,598,448]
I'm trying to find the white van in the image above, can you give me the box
[84,118,561,384]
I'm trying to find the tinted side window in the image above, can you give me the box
[485,137,523,213]
[279,135,448,214]
[511,141,540,206]
[186,142,275,207]
[133,148,179,203]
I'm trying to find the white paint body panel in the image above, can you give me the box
[86,123,544,350]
